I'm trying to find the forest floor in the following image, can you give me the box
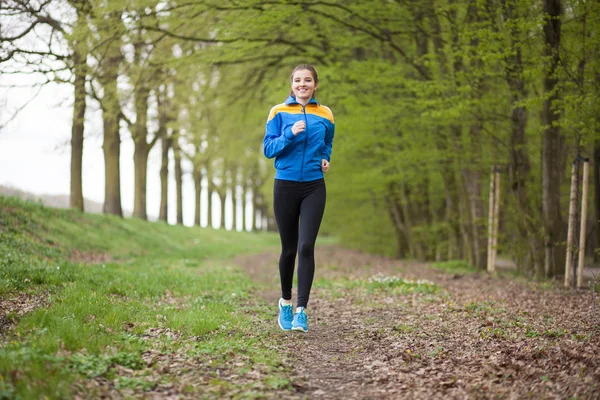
[235,245,600,399]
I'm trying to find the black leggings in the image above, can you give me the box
[273,178,326,308]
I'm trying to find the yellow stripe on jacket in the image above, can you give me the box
[268,104,334,124]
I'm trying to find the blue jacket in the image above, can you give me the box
[263,96,335,182]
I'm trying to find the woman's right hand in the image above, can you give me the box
[291,120,306,136]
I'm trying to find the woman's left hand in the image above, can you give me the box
[321,159,330,173]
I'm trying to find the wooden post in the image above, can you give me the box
[491,169,501,273]
[565,161,578,288]
[487,166,496,273]
[577,160,590,288]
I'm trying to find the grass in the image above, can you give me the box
[0,195,288,399]
[313,274,439,296]
[430,260,479,275]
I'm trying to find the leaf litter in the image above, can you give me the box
[235,245,600,399]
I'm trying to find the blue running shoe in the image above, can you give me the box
[292,307,308,332]
[278,299,293,331]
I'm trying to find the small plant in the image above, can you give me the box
[543,330,564,338]
[524,328,540,338]
[464,301,494,316]
[365,275,438,294]
[114,376,156,391]
[68,352,145,378]
[430,260,479,274]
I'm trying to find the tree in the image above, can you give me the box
[542,0,564,277]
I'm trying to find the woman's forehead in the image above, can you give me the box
[292,70,313,79]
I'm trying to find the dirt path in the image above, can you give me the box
[235,245,600,399]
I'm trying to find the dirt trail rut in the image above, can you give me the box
[235,245,600,399]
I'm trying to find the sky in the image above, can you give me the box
[0,73,260,231]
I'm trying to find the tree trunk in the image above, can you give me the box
[219,190,226,230]
[441,168,462,260]
[173,135,184,225]
[158,136,171,222]
[384,183,409,258]
[133,142,150,220]
[98,12,124,217]
[250,184,257,232]
[457,170,474,265]
[503,0,542,276]
[240,183,247,232]
[193,168,201,227]
[232,170,238,231]
[132,82,151,220]
[232,187,238,231]
[542,0,564,277]
[100,72,122,216]
[206,164,213,228]
[429,7,461,260]
[467,125,487,269]
[70,49,85,212]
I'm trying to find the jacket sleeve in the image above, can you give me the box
[322,120,335,162]
[263,110,294,159]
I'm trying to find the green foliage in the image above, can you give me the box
[431,260,479,274]
[314,275,439,295]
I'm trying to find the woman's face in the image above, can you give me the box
[291,69,317,102]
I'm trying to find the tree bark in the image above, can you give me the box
[193,167,202,227]
[70,48,85,212]
[384,183,409,258]
[206,163,213,228]
[250,181,258,232]
[467,125,487,269]
[219,189,226,230]
[465,3,488,269]
[98,13,124,217]
[240,183,247,232]
[131,64,151,220]
[158,135,171,222]
[133,140,150,220]
[100,62,122,217]
[173,134,184,225]
[542,0,564,277]
[503,0,543,275]
[232,170,238,231]
[429,6,461,260]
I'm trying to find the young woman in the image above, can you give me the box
[263,64,335,333]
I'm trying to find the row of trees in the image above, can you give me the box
[317,0,600,280]
[1,0,279,230]
[1,0,599,279]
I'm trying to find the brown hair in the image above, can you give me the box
[289,64,319,97]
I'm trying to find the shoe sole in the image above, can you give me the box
[291,326,308,333]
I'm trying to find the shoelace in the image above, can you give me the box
[297,311,307,324]
[282,305,293,320]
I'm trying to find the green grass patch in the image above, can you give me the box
[365,275,439,294]
[430,260,479,274]
[0,195,290,399]
[314,274,439,296]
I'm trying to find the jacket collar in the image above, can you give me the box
[285,95,320,106]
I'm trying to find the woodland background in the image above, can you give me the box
[1,0,599,280]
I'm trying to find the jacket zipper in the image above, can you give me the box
[300,104,308,182]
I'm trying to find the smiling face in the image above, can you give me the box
[291,69,317,104]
